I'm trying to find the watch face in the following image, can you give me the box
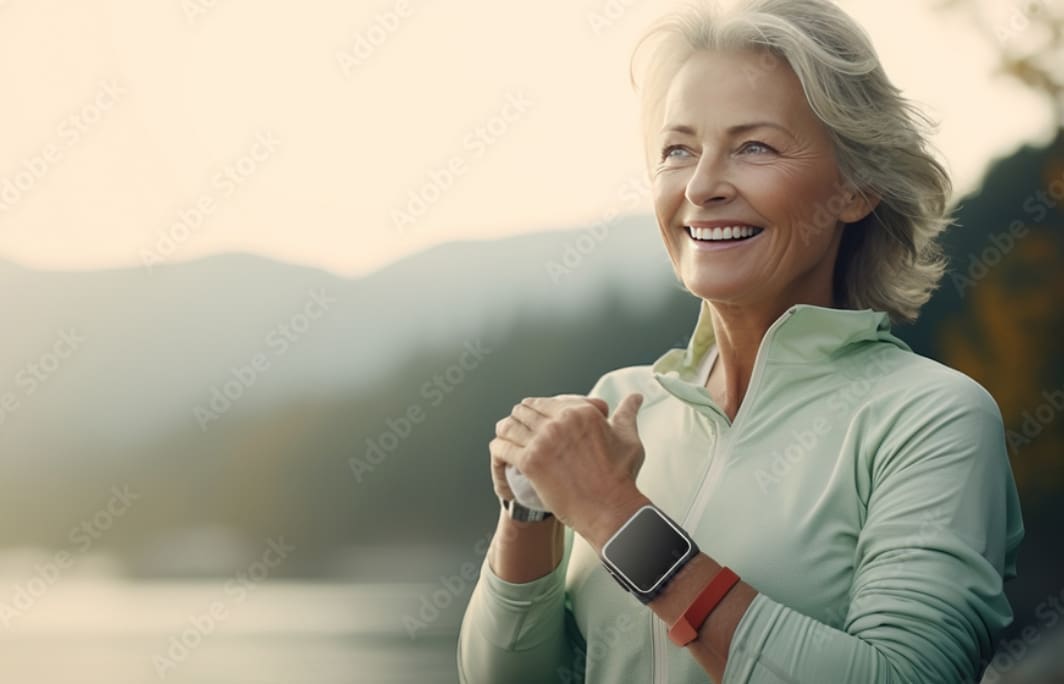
[603,506,692,593]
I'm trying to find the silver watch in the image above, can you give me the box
[500,496,554,522]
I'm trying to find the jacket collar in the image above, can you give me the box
[652,300,911,393]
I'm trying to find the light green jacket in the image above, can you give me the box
[457,302,1025,683]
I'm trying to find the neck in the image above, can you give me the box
[703,304,779,421]
[701,228,845,420]
[704,287,839,422]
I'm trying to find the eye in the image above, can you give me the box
[739,140,776,155]
[660,144,689,162]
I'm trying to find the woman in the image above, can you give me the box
[457,0,1025,681]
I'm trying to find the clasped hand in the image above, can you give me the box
[489,392,647,544]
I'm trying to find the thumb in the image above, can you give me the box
[609,392,644,436]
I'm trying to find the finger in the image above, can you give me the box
[608,392,645,437]
[488,436,519,468]
[491,456,517,500]
[512,402,547,432]
[495,415,533,445]
[519,395,561,416]
[523,395,604,419]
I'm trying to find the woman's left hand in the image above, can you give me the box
[489,392,648,545]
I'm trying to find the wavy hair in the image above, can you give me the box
[629,0,954,324]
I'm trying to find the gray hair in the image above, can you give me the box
[629,0,954,325]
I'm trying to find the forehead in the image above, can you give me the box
[661,48,811,131]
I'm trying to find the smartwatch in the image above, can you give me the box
[500,497,554,523]
[599,504,699,605]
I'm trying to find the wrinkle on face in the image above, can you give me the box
[650,47,854,310]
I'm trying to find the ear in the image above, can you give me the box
[839,186,880,224]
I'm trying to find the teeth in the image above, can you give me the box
[686,225,763,241]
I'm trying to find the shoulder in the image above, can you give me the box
[586,364,668,410]
[879,349,1001,423]
[842,343,1002,424]
[848,348,1025,581]
[851,347,1008,483]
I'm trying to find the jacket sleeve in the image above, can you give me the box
[457,523,581,684]
[721,375,1026,684]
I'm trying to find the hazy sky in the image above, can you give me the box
[0,0,1054,277]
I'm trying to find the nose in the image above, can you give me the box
[684,155,736,206]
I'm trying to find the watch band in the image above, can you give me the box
[668,565,741,647]
[500,496,554,522]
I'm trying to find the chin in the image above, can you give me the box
[680,272,754,303]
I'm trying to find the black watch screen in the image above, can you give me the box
[603,506,694,593]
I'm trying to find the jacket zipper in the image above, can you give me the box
[650,307,797,684]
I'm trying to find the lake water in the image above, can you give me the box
[0,581,465,683]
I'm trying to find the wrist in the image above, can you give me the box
[491,507,565,583]
[585,489,653,553]
[500,496,555,523]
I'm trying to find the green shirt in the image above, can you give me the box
[457,302,1025,683]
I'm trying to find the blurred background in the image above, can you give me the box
[0,0,1060,682]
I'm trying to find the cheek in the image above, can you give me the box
[652,173,684,207]
[742,166,805,208]
[652,178,683,230]
[758,168,842,235]
[650,182,685,268]
[738,168,841,260]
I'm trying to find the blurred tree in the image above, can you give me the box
[916,0,1064,504]
[933,0,1062,123]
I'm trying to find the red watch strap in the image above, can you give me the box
[668,566,740,647]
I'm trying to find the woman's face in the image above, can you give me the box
[652,48,873,310]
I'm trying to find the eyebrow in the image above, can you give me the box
[660,122,794,138]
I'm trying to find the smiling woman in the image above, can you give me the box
[457,1,1025,683]
[636,5,954,329]
[652,47,881,343]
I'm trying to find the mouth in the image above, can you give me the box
[684,224,765,243]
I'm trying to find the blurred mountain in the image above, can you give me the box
[0,215,695,577]
[0,216,675,453]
